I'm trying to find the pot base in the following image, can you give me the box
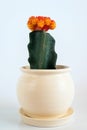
[19,108,74,127]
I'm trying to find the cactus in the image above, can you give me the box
[28,31,57,69]
[27,16,57,69]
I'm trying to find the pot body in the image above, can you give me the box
[17,65,75,118]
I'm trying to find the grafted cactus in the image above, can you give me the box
[28,31,57,69]
[27,16,57,69]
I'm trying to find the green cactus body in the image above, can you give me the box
[27,31,57,69]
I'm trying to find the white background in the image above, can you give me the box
[0,0,87,129]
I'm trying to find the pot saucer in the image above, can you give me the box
[19,108,74,127]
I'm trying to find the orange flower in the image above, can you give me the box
[27,16,56,31]
[44,17,51,26]
[49,20,56,30]
[37,19,44,28]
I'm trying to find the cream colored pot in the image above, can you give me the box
[17,65,75,126]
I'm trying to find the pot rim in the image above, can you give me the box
[20,65,71,75]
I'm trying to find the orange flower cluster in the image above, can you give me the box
[27,16,56,31]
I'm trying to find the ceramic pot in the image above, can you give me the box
[17,65,74,127]
[17,65,74,119]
